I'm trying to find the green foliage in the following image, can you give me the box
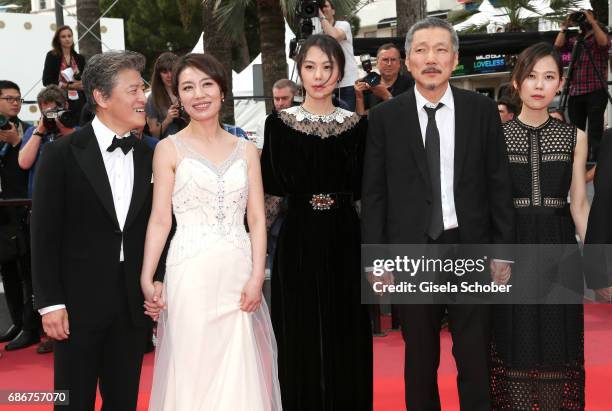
[100,0,203,80]
[215,0,362,40]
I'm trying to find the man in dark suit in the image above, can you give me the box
[362,18,515,411]
[584,134,612,302]
[31,50,161,410]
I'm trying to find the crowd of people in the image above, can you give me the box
[1,2,612,410]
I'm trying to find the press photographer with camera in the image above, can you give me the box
[146,52,189,139]
[554,9,610,161]
[19,85,77,197]
[354,43,414,116]
[0,80,42,352]
[316,0,359,110]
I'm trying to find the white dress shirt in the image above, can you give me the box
[414,85,459,231]
[39,116,135,315]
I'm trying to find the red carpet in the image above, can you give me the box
[1,304,610,410]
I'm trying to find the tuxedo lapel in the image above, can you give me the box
[399,91,431,189]
[70,125,120,229]
[452,87,469,188]
[124,140,150,230]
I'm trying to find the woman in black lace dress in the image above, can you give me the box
[490,43,590,410]
[261,35,372,410]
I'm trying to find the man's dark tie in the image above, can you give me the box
[107,134,136,154]
[424,103,444,240]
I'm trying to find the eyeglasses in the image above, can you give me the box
[379,58,399,65]
[0,97,24,104]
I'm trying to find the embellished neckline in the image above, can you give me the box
[284,105,354,124]
[277,105,360,139]
[174,135,243,177]
[514,116,552,131]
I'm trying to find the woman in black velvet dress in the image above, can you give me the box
[261,34,372,410]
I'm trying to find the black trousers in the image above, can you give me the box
[54,266,148,411]
[0,206,39,333]
[399,229,492,411]
[568,88,608,161]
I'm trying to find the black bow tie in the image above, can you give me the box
[107,134,137,154]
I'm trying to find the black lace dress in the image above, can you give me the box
[261,106,373,410]
[491,117,585,410]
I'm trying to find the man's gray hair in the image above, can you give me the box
[404,17,459,54]
[82,50,146,110]
[272,78,298,94]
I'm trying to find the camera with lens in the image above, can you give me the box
[41,108,77,135]
[569,11,587,25]
[289,0,326,55]
[569,10,592,31]
[359,54,381,87]
[0,114,13,131]
[296,0,325,19]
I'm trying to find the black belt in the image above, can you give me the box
[288,192,354,211]
[515,205,570,216]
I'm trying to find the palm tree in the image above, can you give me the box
[449,0,584,33]
[76,0,102,59]
[202,0,236,124]
[395,0,426,39]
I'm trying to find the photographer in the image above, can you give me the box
[0,80,41,351]
[354,43,414,116]
[19,85,77,197]
[316,0,359,110]
[146,52,189,139]
[554,9,610,161]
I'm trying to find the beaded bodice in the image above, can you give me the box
[504,117,576,209]
[166,135,250,265]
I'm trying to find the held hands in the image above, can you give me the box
[240,276,263,313]
[490,260,512,285]
[367,270,394,296]
[142,280,165,321]
[42,308,70,340]
[594,286,612,303]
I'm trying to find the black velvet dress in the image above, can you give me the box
[491,117,585,410]
[261,106,373,410]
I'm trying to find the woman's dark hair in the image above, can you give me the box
[172,53,228,101]
[51,25,76,56]
[150,52,178,117]
[295,34,345,85]
[511,42,562,95]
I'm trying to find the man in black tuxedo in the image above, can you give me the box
[362,18,514,411]
[31,51,160,410]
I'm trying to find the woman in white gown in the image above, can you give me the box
[140,53,282,411]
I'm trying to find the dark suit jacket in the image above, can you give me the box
[31,124,155,327]
[584,134,612,289]
[362,86,514,246]
[42,50,86,87]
